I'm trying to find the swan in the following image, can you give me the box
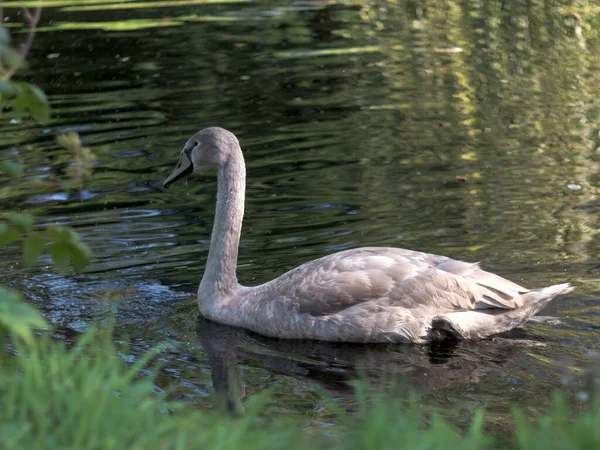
[163,127,573,343]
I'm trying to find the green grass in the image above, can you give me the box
[0,324,600,450]
[0,327,311,450]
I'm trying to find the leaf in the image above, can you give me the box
[23,234,46,267]
[48,241,70,272]
[0,81,16,100]
[0,287,48,344]
[7,83,51,123]
[47,225,92,271]
[7,213,34,232]
[0,27,10,44]
[47,224,70,241]
[70,240,92,271]
[26,84,51,123]
[0,160,24,178]
[28,84,48,106]
[11,91,28,119]
[0,43,22,69]
[0,225,21,247]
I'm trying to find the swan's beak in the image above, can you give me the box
[164,154,194,188]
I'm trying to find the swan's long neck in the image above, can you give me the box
[199,147,245,304]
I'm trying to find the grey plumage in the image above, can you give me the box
[163,127,573,344]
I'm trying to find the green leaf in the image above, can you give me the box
[26,84,51,123]
[11,91,28,119]
[49,224,77,244]
[0,44,23,70]
[0,81,16,100]
[47,225,92,271]
[0,27,10,44]
[28,84,48,105]
[0,224,21,247]
[48,241,70,271]
[8,83,51,123]
[0,287,48,344]
[47,224,70,241]
[70,240,92,271]
[7,213,34,232]
[0,160,24,178]
[23,234,46,267]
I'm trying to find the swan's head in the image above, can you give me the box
[163,127,240,189]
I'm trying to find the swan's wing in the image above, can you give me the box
[276,247,528,317]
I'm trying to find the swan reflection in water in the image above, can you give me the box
[194,314,540,412]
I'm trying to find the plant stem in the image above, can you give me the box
[3,2,41,80]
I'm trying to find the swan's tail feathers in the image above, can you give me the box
[529,283,574,300]
[427,283,573,342]
[521,282,573,315]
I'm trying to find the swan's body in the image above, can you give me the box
[164,127,572,343]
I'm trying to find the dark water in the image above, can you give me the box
[2,0,600,433]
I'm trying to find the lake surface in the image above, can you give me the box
[1,0,600,433]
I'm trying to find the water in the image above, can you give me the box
[1,0,600,432]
